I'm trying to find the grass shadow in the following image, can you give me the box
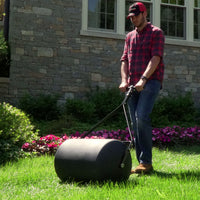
[153,170,200,181]
[59,176,139,187]
[154,145,200,155]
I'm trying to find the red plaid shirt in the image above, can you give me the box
[121,22,165,86]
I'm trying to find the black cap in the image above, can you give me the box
[127,2,147,19]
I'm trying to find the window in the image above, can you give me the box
[194,0,200,40]
[125,0,134,32]
[88,0,116,31]
[81,0,200,46]
[161,0,186,39]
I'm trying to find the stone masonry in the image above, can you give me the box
[0,0,199,107]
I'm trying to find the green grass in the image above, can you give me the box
[0,145,200,200]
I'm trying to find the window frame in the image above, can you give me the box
[87,0,117,32]
[81,0,200,47]
[194,1,200,41]
[161,2,186,39]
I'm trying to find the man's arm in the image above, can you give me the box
[134,55,161,92]
[119,61,129,92]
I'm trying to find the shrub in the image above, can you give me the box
[88,87,124,121]
[18,93,60,121]
[34,115,78,136]
[0,102,38,164]
[0,31,10,77]
[65,99,96,123]
[151,92,199,127]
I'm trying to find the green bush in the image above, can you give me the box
[88,87,124,120]
[63,88,126,128]
[65,99,96,123]
[0,31,10,77]
[18,93,60,121]
[0,102,38,164]
[151,92,199,127]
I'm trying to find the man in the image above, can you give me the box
[119,2,165,174]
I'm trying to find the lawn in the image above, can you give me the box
[0,145,200,200]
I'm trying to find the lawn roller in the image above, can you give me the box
[54,86,137,182]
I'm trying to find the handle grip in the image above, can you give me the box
[123,85,138,104]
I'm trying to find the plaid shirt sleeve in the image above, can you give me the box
[120,36,129,62]
[151,29,165,58]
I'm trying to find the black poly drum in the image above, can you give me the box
[54,139,132,182]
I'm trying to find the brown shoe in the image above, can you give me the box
[130,164,153,174]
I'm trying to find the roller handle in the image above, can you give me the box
[83,86,138,137]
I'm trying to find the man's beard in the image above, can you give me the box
[134,16,146,28]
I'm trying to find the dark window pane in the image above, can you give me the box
[177,22,184,37]
[161,5,185,38]
[170,0,176,4]
[169,21,175,36]
[161,20,168,34]
[100,13,105,28]
[107,14,114,29]
[162,0,185,5]
[177,7,184,22]
[107,0,115,13]
[194,9,200,39]
[194,0,200,7]
[161,6,175,21]
[178,0,184,5]
[88,0,115,30]
[194,24,198,38]
[125,0,133,32]
[100,0,106,12]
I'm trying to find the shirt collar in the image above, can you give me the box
[136,22,151,34]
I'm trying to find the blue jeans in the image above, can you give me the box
[127,80,161,164]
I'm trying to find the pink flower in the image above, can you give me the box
[21,126,200,155]
[61,134,69,141]
[40,134,60,141]
[22,143,30,149]
[47,142,58,148]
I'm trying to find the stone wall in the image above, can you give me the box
[163,45,200,105]
[0,0,199,107]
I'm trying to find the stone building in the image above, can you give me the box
[0,0,200,106]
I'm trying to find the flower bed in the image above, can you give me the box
[22,126,200,155]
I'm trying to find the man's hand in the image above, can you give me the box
[119,82,128,93]
[134,79,147,92]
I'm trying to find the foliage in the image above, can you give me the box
[64,89,199,129]
[22,134,67,156]
[18,87,200,137]
[88,87,124,120]
[18,93,60,121]
[21,126,200,155]
[151,92,199,127]
[65,99,96,123]
[152,126,200,146]
[0,102,38,164]
[0,31,10,77]
[63,87,126,128]
[33,115,79,136]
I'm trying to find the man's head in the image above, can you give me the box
[127,2,147,30]
[127,2,147,19]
